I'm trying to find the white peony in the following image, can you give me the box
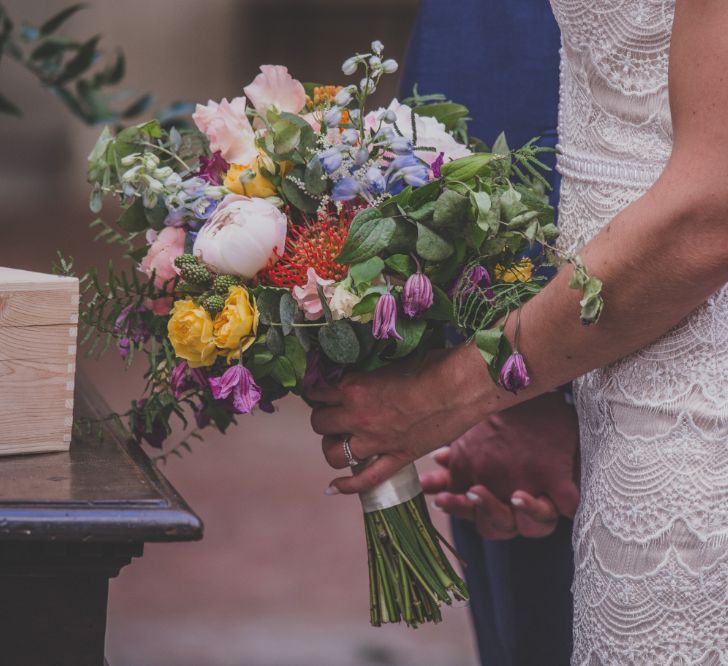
[193,194,287,279]
[329,284,372,323]
[364,99,471,168]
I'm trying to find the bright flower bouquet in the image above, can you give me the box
[76,41,602,627]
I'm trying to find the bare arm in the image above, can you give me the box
[310,0,728,493]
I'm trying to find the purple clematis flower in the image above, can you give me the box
[373,292,403,341]
[499,352,531,394]
[209,364,262,414]
[170,361,208,399]
[197,151,229,185]
[192,400,211,429]
[303,348,345,395]
[451,265,495,301]
[431,152,445,179]
[114,304,148,361]
[402,272,434,318]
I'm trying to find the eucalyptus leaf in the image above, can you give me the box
[318,320,360,364]
[256,289,283,325]
[266,325,285,356]
[279,292,298,335]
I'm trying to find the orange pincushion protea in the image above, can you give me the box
[260,204,358,288]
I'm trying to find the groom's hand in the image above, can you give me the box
[421,392,580,539]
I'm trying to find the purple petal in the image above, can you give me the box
[499,352,531,394]
[209,365,244,400]
[231,367,262,414]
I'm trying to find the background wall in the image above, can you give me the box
[0,2,479,665]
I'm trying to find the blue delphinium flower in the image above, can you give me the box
[332,177,363,202]
[319,147,344,175]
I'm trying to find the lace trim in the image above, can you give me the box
[557,146,665,188]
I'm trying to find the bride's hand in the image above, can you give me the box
[307,346,492,495]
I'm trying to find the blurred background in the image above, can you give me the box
[0,1,478,665]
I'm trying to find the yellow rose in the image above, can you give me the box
[224,150,289,198]
[213,286,259,362]
[495,258,534,283]
[167,300,217,368]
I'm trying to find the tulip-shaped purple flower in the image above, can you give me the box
[114,304,148,361]
[209,364,262,414]
[450,265,495,301]
[499,352,531,394]
[402,272,434,318]
[372,292,403,340]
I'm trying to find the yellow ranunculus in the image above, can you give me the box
[167,300,217,368]
[213,286,259,362]
[224,150,288,198]
[495,258,534,284]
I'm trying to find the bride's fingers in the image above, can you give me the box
[420,468,452,494]
[466,485,518,540]
[432,492,476,521]
[511,491,559,538]
[326,454,406,495]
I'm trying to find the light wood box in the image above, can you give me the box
[0,267,79,456]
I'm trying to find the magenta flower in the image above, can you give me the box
[402,272,434,318]
[197,151,230,185]
[114,304,148,361]
[373,292,403,340]
[451,265,495,301]
[499,352,531,394]
[431,152,445,179]
[209,364,262,414]
[170,362,208,399]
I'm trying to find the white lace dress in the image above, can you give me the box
[549,2,728,664]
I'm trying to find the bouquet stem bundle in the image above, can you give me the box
[362,469,469,627]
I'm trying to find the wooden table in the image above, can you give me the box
[0,379,203,666]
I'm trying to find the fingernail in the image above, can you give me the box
[466,491,483,505]
[511,496,525,507]
[324,486,340,496]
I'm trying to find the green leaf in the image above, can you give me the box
[579,277,604,325]
[388,218,417,253]
[117,199,149,232]
[318,320,360,364]
[408,201,436,223]
[31,37,80,60]
[272,119,301,155]
[304,155,326,195]
[316,283,333,324]
[256,288,283,325]
[408,180,440,208]
[121,93,153,119]
[475,327,503,365]
[349,256,385,285]
[282,173,319,214]
[52,34,99,86]
[351,292,380,318]
[0,92,21,116]
[336,211,396,265]
[416,223,454,261]
[266,326,285,355]
[284,335,307,381]
[390,317,426,359]
[425,284,453,320]
[279,292,298,335]
[384,254,415,278]
[433,189,470,228]
[500,187,527,222]
[413,102,469,132]
[541,223,560,241]
[271,356,297,388]
[40,3,86,36]
[440,153,498,182]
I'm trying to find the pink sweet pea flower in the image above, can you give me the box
[243,65,307,116]
[140,226,186,291]
[209,364,262,414]
[192,96,257,165]
[292,268,335,321]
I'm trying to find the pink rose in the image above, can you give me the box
[292,268,335,321]
[143,297,174,316]
[192,97,257,165]
[243,65,307,116]
[140,226,186,291]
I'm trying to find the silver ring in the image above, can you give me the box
[342,436,360,467]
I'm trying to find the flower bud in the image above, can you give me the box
[341,57,358,76]
[402,273,434,318]
[499,352,531,394]
[371,40,384,54]
[381,109,397,124]
[341,128,359,146]
[381,59,399,74]
[353,147,370,166]
[324,106,343,128]
[334,88,353,107]
[368,56,382,70]
[359,78,376,94]
[372,292,402,340]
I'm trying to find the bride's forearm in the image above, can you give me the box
[447,163,728,423]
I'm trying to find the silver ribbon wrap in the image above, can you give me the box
[359,462,422,513]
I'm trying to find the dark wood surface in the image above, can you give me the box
[0,375,203,665]
[0,374,203,542]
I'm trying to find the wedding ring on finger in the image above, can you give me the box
[342,436,361,467]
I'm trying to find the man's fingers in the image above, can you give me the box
[326,454,406,495]
[511,491,559,538]
[420,468,452,494]
[549,482,581,520]
[310,406,350,436]
[432,492,476,521]
[430,446,451,468]
[304,383,343,405]
[467,485,518,540]
[322,435,378,469]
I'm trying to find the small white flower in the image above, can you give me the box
[341,57,358,76]
[381,59,398,74]
[371,40,384,54]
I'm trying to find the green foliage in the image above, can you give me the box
[568,256,604,325]
[318,320,360,364]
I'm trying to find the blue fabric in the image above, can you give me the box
[400,2,574,665]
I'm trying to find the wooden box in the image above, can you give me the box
[0,267,79,456]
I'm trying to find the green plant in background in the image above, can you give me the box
[0,2,191,126]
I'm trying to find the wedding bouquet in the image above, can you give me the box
[75,41,602,627]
